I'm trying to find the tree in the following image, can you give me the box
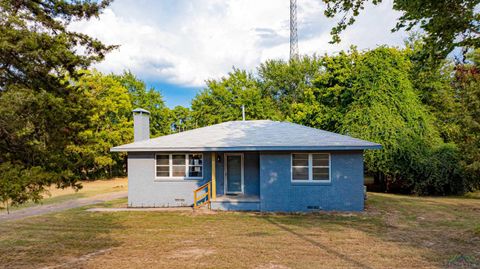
[407,39,479,192]
[286,50,359,131]
[0,0,115,91]
[323,0,480,60]
[288,47,459,193]
[258,56,324,116]
[112,71,172,136]
[0,0,114,205]
[334,48,464,194]
[0,162,54,213]
[0,85,85,190]
[66,70,133,179]
[405,37,461,142]
[451,49,480,190]
[255,47,466,194]
[191,69,281,126]
[188,46,473,194]
[170,106,194,132]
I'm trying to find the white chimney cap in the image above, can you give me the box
[133,108,150,114]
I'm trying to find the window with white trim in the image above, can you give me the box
[312,154,329,180]
[291,153,330,181]
[188,154,203,177]
[172,154,186,177]
[155,153,203,179]
[156,155,170,177]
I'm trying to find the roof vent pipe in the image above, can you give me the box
[242,105,245,121]
[133,108,150,142]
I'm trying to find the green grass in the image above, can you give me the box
[464,191,480,199]
[0,192,479,269]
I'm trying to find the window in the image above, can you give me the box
[156,155,170,177]
[172,154,186,177]
[155,153,203,179]
[291,153,330,182]
[312,154,329,181]
[292,154,309,180]
[188,154,203,177]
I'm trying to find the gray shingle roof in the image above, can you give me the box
[111,120,381,152]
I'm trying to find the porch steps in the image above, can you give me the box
[193,181,260,211]
[211,195,260,211]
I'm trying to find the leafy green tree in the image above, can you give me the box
[257,47,466,194]
[411,143,465,195]
[191,69,281,126]
[66,70,133,179]
[336,48,464,194]
[64,70,175,179]
[287,50,359,131]
[407,40,479,192]
[170,106,195,132]
[0,0,114,204]
[0,86,83,190]
[451,50,480,189]
[0,162,54,213]
[112,71,172,136]
[0,0,114,91]
[323,0,480,60]
[258,56,324,116]
[288,48,452,192]
[190,46,472,194]
[405,38,460,142]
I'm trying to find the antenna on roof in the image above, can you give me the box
[242,105,245,121]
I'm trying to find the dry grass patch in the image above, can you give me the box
[0,192,478,269]
[45,177,127,197]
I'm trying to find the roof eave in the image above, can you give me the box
[110,144,382,152]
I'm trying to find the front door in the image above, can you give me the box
[224,153,244,194]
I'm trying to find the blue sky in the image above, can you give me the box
[71,0,407,108]
[147,81,199,108]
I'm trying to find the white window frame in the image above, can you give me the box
[155,153,203,180]
[291,153,331,183]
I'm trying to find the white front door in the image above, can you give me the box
[224,153,244,194]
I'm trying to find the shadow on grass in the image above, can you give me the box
[263,217,374,269]
[0,207,123,269]
[358,194,479,268]
[365,194,480,267]
[258,193,480,268]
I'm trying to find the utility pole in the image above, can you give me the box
[290,0,299,60]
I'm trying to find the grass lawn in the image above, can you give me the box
[0,178,127,212]
[0,192,479,269]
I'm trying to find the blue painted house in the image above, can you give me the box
[111,109,381,212]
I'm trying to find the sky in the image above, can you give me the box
[70,0,408,108]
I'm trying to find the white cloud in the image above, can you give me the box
[70,0,406,87]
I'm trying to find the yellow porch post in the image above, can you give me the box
[211,152,216,200]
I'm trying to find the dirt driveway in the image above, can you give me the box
[0,191,127,222]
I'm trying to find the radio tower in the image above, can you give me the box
[290,0,299,60]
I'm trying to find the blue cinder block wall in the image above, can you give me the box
[259,151,365,212]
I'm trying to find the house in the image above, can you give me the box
[111,108,381,212]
